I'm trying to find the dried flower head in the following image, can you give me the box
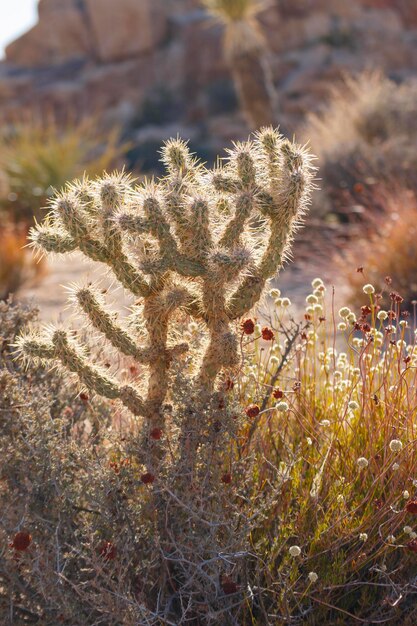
[245,404,260,418]
[389,439,403,453]
[289,545,301,557]
[11,531,32,552]
[357,457,369,470]
[261,327,274,341]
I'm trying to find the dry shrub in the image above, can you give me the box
[338,189,417,309]
[3,286,417,624]
[304,72,417,220]
[0,221,44,300]
[0,117,125,224]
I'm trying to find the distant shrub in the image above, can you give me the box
[304,72,417,220]
[0,117,125,224]
[339,189,417,309]
[0,221,44,300]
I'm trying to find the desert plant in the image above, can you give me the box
[339,189,417,309]
[14,129,313,622]
[0,117,125,224]
[202,0,278,129]
[0,220,44,300]
[304,72,417,220]
[238,279,417,624]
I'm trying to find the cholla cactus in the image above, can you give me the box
[202,0,277,128]
[17,129,313,471]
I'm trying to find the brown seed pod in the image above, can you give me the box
[11,531,32,551]
[241,319,255,335]
[261,327,274,341]
[405,500,417,516]
[141,472,155,485]
[245,404,260,418]
[98,541,117,561]
[150,428,163,440]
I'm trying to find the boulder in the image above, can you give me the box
[5,0,168,68]
[5,0,91,67]
[84,0,167,63]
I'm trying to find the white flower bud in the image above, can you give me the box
[289,545,301,557]
[363,284,375,295]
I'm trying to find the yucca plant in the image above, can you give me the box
[202,0,278,129]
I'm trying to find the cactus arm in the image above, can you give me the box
[17,330,146,416]
[31,225,77,255]
[225,218,288,319]
[117,211,206,278]
[53,194,150,297]
[75,287,150,362]
[52,330,146,416]
[218,191,254,249]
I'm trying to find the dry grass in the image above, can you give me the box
[337,189,417,309]
[0,117,125,224]
[304,72,417,220]
[0,222,44,300]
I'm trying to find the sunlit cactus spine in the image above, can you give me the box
[17,128,314,472]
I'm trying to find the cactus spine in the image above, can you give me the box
[17,129,313,471]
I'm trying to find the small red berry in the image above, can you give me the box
[261,327,274,341]
[98,541,117,561]
[141,472,155,485]
[109,461,120,474]
[405,500,417,515]
[407,538,417,553]
[374,499,384,510]
[11,531,32,551]
[150,428,163,440]
[245,404,260,418]
[129,365,139,376]
[241,319,255,335]
[222,577,238,594]
[79,392,89,402]
[221,473,232,484]
[273,389,283,399]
